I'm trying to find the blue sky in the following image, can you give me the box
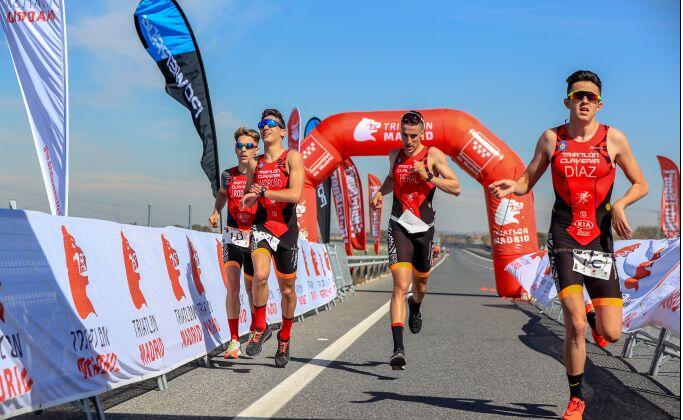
[0,0,679,233]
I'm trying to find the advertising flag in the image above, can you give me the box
[368,173,382,255]
[1,0,69,215]
[134,0,220,194]
[330,166,351,255]
[287,107,301,151]
[656,156,680,238]
[342,159,366,251]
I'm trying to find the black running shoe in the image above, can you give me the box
[245,324,272,357]
[408,294,422,334]
[389,348,406,370]
[274,333,290,368]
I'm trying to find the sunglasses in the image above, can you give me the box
[567,90,601,102]
[258,119,284,129]
[235,142,257,150]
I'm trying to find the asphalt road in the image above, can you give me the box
[21,249,680,419]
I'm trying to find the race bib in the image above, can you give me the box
[253,229,280,251]
[396,209,430,234]
[572,249,613,280]
[223,228,251,248]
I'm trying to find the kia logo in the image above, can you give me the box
[575,220,594,229]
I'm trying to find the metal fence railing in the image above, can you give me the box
[347,255,390,284]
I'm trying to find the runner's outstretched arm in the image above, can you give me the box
[488,130,554,198]
[241,160,258,208]
[609,129,649,239]
[259,151,304,204]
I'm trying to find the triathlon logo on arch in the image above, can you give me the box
[494,198,524,226]
[61,225,96,319]
[121,231,147,310]
[353,118,381,142]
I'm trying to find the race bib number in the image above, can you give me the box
[572,249,613,280]
[396,209,430,234]
[223,228,251,248]
[253,229,280,251]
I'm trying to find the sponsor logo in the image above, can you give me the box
[0,364,32,402]
[301,248,311,277]
[574,220,594,230]
[494,198,523,226]
[457,129,502,176]
[187,238,206,295]
[353,118,381,142]
[140,16,204,119]
[659,289,680,312]
[316,184,328,207]
[624,248,665,292]
[302,135,335,179]
[323,250,332,271]
[310,248,321,276]
[576,191,591,205]
[215,239,228,288]
[558,141,567,151]
[139,337,165,364]
[161,234,185,301]
[290,121,300,141]
[61,225,96,319]
[121,231,147,309]
[77,353,120,379]
[614,243,641,257]
[5,5,56,24]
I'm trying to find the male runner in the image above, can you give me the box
[209,127,260,358]
[489,70,648,419]
[371,110,461,369]
[242,108,304,367]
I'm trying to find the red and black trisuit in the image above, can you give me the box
[250,150,299,278]
[548,124,622,306]
[388,146,436,276]
[221,166,257,279]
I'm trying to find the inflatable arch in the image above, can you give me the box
[297,109,539,297]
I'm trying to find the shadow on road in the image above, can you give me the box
[357,290,498,298]
[515,303,679,420]
[351,391,557,418]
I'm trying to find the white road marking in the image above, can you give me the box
[235,300,391,419]
[461,248,493,262]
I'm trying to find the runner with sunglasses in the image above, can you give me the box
[242,108,304,367]
[370,110,461,370]
[489,70,648,419]
[209,127,260,359]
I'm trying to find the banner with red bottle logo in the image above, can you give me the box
[368,173,382,255]
[0,209,336,417]
[656,156,680,238]
[342,159,366,251]
[506,238,681,336]
[287,107,301,152]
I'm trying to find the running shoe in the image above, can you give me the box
[224,339,241,359]
[245,324,272,357]
[389,348,406,370]
[585,304,609,348]
[274,333,290,368]
[407,294,422,334]
[561,397,585,420]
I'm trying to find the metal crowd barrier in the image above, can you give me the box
[347,255,390,284]
[326,243,354,300]
[538,298,680,377]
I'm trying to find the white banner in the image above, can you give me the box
[506,238,681,336]
[1,0,69,216]
[0,210,336,417]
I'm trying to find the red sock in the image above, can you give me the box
[280,317,293,341]
[228,318,239,341]
[250,310,256,331]
[253,305,267,331]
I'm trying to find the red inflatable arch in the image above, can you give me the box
[297,109,539,297]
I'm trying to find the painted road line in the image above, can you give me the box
[235,300,392,418]
[461,248,493,262]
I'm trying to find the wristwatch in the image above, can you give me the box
[425,171,434,182]
[260,187,267,198]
